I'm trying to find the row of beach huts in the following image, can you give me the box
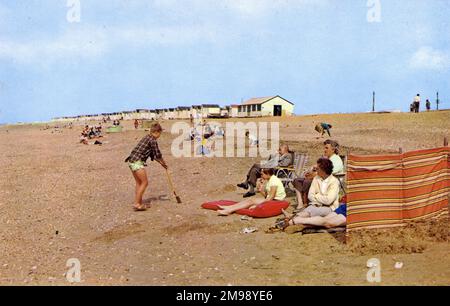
[52,96,295,123]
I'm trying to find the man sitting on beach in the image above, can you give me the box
[237,144,293,198]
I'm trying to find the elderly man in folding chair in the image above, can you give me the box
[237,144,293,198]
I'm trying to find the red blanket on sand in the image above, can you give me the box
[201,200,290,218]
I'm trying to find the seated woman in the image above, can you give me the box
[218,168,286,216]
[280,204,347,234]
[293,140,343,211]
[277,158,342,232]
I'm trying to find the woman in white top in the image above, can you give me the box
[218,168,286,216]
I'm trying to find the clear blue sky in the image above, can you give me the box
[0,0,449,123]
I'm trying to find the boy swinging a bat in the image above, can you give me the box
[125,123,168,211]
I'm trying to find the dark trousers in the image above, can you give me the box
[293,178,313,205]
[246,164,262,187]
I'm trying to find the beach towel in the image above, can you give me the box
[106,126,123,133]
[201,200,290,218]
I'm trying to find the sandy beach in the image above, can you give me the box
[0,111,449,285]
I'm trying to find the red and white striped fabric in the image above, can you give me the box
[346,147,450,232]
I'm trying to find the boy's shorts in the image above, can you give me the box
[128,160,146,172]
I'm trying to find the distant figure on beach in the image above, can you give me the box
[426,99,431,112]
[315,122,332,137]
[413,94,421,113]
[125,123,168,211]
[245,131,259,146]
[134,119,139,130]
[80,125,90,144]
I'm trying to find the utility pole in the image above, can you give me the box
[372,91,376,112]
[436,91,440,110]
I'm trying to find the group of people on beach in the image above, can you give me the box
[124,121,347,234]
[188,120,225,155]
[410,94,432,113]
[80,124,103,145]
[229,139,346,233]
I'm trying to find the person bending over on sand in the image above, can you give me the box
[125,123,168,211]
[237,144,293,198]
[218,168,286,216]
[315,122,332,138]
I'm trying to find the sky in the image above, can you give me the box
[0,0,449,123]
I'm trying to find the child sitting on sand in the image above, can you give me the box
[125,123,168,211]
[218,168,286,216]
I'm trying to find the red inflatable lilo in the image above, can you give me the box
[201,200,290,218]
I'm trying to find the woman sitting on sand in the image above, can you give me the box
[218,168,286,216]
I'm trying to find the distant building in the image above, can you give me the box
[190,105,202,119]
[229,105,239,118]
[51,94,295,123]
[220,107,229,118]
[177,106,191,119]
[136,109,154,120]
[238,96,294,117]
[201,104,221,118]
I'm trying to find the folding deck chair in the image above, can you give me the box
[274,152,309,191]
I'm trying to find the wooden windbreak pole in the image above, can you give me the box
[344,148,350,245]
[444,137,448,147]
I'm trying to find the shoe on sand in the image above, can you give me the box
[237,183,248,190]
[243,192,256,198]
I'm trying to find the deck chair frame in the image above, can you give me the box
[274,152,309,191]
